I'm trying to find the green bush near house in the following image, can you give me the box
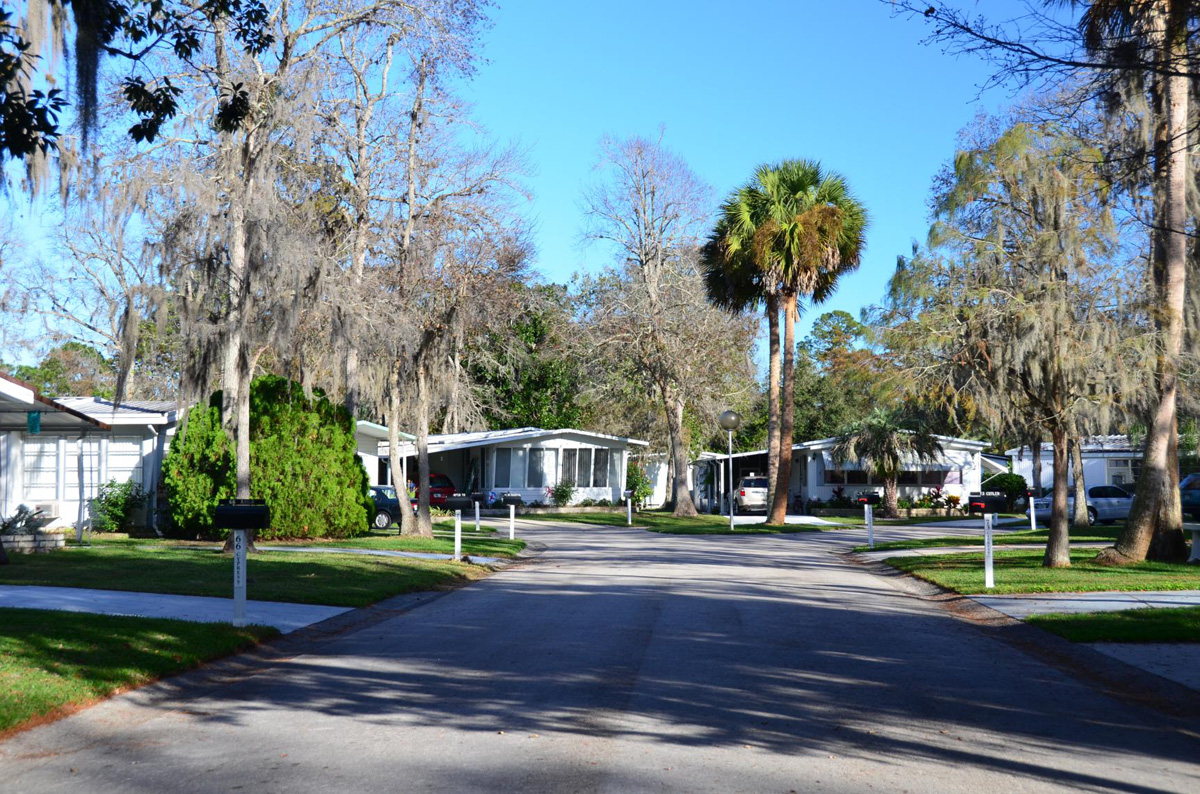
[550,479,576,507]
[162,376,372,540]
[90,479,148,533]
[988,472,1029,511]
[625,460,654,505]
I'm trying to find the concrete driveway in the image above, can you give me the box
[1,521,1197,792]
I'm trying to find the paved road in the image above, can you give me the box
[2,522,1198,793]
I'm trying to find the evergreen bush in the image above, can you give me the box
[91,480,148,533]
[162,376,372,540]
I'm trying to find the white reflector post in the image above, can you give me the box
[454,509,462,561]
[866,504,875,549]
[984,513,995,590]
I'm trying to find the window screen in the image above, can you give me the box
[577,449,593,487]
[512,449,527,488]
[593,449,609,488]
[494,448,511,488]
[561,449,577,484]
[528,449,552,488]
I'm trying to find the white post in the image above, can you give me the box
[984,512,995,589]
[627,495,632,526]
[728,430,735,530]
[866,503,874,549]
[1029,494,1036,532]
[232,528,248,627]
[474,500,480,533]
[454,509,462,561]
[508,504,515,540]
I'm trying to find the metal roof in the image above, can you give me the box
[697,433,989,461]
[382,427,648,457]
[0,373,110,433]
[1005,435,1137,456]
[55,396,177,426]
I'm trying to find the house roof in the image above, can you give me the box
[55,396,177,426]
[356,420,415,442]
[1004,435,1137,456]
[381,427,648,457]
[697,433,988,462]
[0,373,111,433]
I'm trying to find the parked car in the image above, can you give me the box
[369,485,404,529]
[1028,484,1133,526]
[426,473,456,506]
[734,476,770,513]
[1180,473,1200,521]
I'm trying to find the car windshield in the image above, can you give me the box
[430,475,454,489]
[741,478,769,489]
[1182,473,1200,491]
[374,486,397,499]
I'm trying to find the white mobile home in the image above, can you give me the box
[691,434,988,514]
[1006,436,1142,492]
[374,427,648,505]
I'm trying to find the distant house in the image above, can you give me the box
[690,434,988,514]
[1006,436,1143,492]
[370,427,648,505]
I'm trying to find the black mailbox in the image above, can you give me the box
[444,494,474,511]
[214,499,271,531]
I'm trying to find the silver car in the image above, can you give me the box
[735,476,770,513]
[1029,484,1133,526]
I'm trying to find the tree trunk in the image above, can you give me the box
[1097,13,1189,565]
[769,293,796,524]
[1031,437,1043,498]
[1069,436,1089,528]
[412,365,435,538]
[882,478,899,519]
[665,385,698,517]
[387,370,417,536]
[765,293,781,510]
[1044,426,1071,568]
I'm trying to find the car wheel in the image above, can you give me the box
[1086,507,1097,526]
[373,510,392,529]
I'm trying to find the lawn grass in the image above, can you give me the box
[0,608,276,734]
[817,514,1024,527]
[885,548,1200,595]
[854,525,1122,552]
[1027,606,1200,643]
[0,543,491,607]
[518,511,827,534]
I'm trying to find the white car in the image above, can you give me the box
[734,476,770,513]
[1028,485,1133,526]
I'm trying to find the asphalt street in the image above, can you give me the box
[1,521,1198,793]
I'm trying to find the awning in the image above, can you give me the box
[820,451,955,472]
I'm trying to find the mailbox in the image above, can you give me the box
[444,494,474,511]
[214,499,271,531]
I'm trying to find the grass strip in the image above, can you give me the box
[1028,606,1200,643]
[855,525,1121,552]
[0,608,276,734]
[885,548,1200,595]
[517,511,827,534]
[262,530,525,558]
[0,545,491,608]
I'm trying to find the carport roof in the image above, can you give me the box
[697,433,989,461]
[0,372,111,433]
[383,427,648,457]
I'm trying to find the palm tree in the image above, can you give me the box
[831,410,943,518]
[704,163,868,524]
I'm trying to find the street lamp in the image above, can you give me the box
[718,410,741,530]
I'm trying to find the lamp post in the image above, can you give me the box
[718,410,741,530]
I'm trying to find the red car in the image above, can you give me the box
[409,472,456,506]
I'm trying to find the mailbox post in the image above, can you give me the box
[214,499,271,628]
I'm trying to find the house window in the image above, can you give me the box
[511,449,527,488]
[23,437,58,502]
[897,471,920,485]
[824,469,845,485]
[494,448,511,488]
[593,449,610,488]
[528,449,554,489]
[1108,458,1139,486]
[846,470,868,485]
[921,470,946,486]
[577,449,593,487]
[562,449,577,484]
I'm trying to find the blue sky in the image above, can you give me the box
[466,0,1008,341]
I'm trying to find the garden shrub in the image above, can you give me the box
[988,472,1029,511]
[625,461,654,505]
[162,376,372,540]
[91,479,147,533]
[548,479,576,507]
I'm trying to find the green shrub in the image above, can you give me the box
[548,479,576,507]
[162,376,372,540]
[91,480,147,533]
[625,461,654,505]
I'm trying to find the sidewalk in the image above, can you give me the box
[0,585,350,633]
